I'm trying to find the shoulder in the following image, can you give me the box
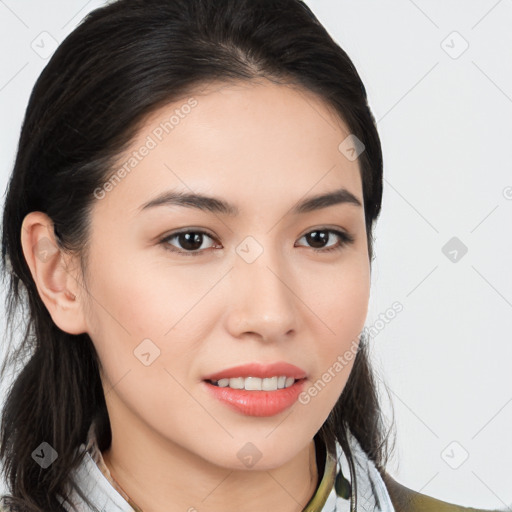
[381,472,503,512]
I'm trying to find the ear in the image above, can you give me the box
[20,211,88,335]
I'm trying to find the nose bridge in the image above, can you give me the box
[228,234,297,338]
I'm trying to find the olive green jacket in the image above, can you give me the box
[382,472,505,512]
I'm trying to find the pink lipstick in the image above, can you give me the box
[202,362,307,417]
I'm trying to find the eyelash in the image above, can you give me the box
[159,227,355,257]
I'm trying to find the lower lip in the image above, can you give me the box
[203,379,307,417]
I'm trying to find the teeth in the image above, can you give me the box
[245,377,262,390]
[262,376,277,391]
[211,376,298,390]
[228,377,244,389]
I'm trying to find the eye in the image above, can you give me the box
[160,229,219,257]
[295,228,355,253]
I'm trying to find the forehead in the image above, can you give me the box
[92,79,363,221]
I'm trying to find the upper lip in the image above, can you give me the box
[203,362,307,381]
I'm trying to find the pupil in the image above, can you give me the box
[307,230,327,249]
[179,232,202,251]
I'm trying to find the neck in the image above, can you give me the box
[101,422,320,512]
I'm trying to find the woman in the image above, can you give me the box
[0,1,500,511]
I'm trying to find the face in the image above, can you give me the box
[78,79,370,469]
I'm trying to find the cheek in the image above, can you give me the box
[298,256,369,402]
[83,246,222,392]
[306,255,370,342]
[85,257,204,431]
[86,242,211,339]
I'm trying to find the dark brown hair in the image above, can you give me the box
[0,1,395,510]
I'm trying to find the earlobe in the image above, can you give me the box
[20,211,87,335]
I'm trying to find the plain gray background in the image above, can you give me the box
[0,1,511,509]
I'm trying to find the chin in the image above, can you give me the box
[196,436,310,472]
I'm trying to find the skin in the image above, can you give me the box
[21,79,370,512]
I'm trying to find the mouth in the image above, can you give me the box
[201,362,308,416]
[202,377,308,417]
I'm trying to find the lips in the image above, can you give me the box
[202,362,309,416]
[203,378,307,416]
[202,361,307,382]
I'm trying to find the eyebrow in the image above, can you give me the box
[139,187,362,216]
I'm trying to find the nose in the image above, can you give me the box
[224,242,298,343]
